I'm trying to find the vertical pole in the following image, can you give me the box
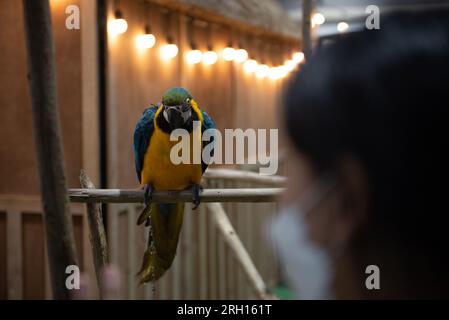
[22,0,78,299]
[302,0,313,60]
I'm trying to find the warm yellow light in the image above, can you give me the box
[279,66,289,78]
[186,49,203,64]
[312,13,326,26]
[222,47,236,61]
[136,34,156,49]
[256,64,269,78]
[160,44,178,60]
[284,59,297,72]
[293,51,305,64]
[269,66,288,79]
[234,49,248,63]
[243,59,258,74]
[108,18,128,36]
[203,51,218,65]
[337,22,349,33]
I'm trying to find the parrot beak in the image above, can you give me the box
[166,106,185,130]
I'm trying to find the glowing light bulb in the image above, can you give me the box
[234,49,248,63]
[312,13,326,26]
[277,66,289,78]
[256,64,269,78]
[108,18,128,36]
[203,51,218,65]
[269,67,279,80]
[136,34,156,49]
[186,49,203,64]
[160,43,178,60]
[284,59,297,72]
[222,47,236,61]
[293,51,305,64]
[337,22,349,33]
[269,66,288,80]
[243,59,258,74]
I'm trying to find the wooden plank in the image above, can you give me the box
[0,212,6,299]
[217,180,227,300]
[128,205,137,299]
[198,203,207,299]
[6,210,22,299]
[183,203,196,299]
[22,214,45,299]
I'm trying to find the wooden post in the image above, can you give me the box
[302,0,313,60]
[22,0,78,299]
[79,170,109,296]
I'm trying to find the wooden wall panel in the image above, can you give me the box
[22,214,45,300]
[0,212,6,299]
[72,215,84,269]
[0,0,83,196]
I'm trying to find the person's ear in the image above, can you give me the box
[331,155,369,250]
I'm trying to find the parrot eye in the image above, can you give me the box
[185,98,191,103]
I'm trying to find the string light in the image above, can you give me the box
[186,49,202,64]
[284,59,297,72]
[222,47,236,61]
[160,40,178,60]
[136,25,156,49]
[256,64,269,78]
[234,49,248,63]
[293,51,305,64]
[337,22,349,33]
[203,49,218,65]
[312,13,326,26]
[243,59,258,74]
[108,9,128,36]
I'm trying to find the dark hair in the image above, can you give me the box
[285,10,449,296]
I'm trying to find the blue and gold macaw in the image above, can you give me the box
[133,87,216,283]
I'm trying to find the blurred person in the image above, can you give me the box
[270,10,449,299]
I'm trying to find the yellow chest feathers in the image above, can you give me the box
[140,121,203,190]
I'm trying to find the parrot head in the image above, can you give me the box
[162,87,194,131]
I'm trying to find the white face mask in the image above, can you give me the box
[268,178,336,300]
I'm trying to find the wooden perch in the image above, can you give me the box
[69,188,284,204]
[79,170,109,297]
[207,202,277,300]
[204,168,286,187]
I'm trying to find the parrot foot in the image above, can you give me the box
[143,184,153,206]
[191,184,202,210]
[137,184,153,226]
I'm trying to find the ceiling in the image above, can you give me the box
[276,0,449,36]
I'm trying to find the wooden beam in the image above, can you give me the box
[22,0,78,299]
[69,188,283,204]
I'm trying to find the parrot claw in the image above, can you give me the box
[143,184,153,206]
[192,184,201,210]
[137,184,153,226]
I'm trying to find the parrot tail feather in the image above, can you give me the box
[137,203,185,284]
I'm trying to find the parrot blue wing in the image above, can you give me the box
[133,104,159,183]
[201,109,217,173]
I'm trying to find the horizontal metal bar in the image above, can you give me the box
[68,188,284,204]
